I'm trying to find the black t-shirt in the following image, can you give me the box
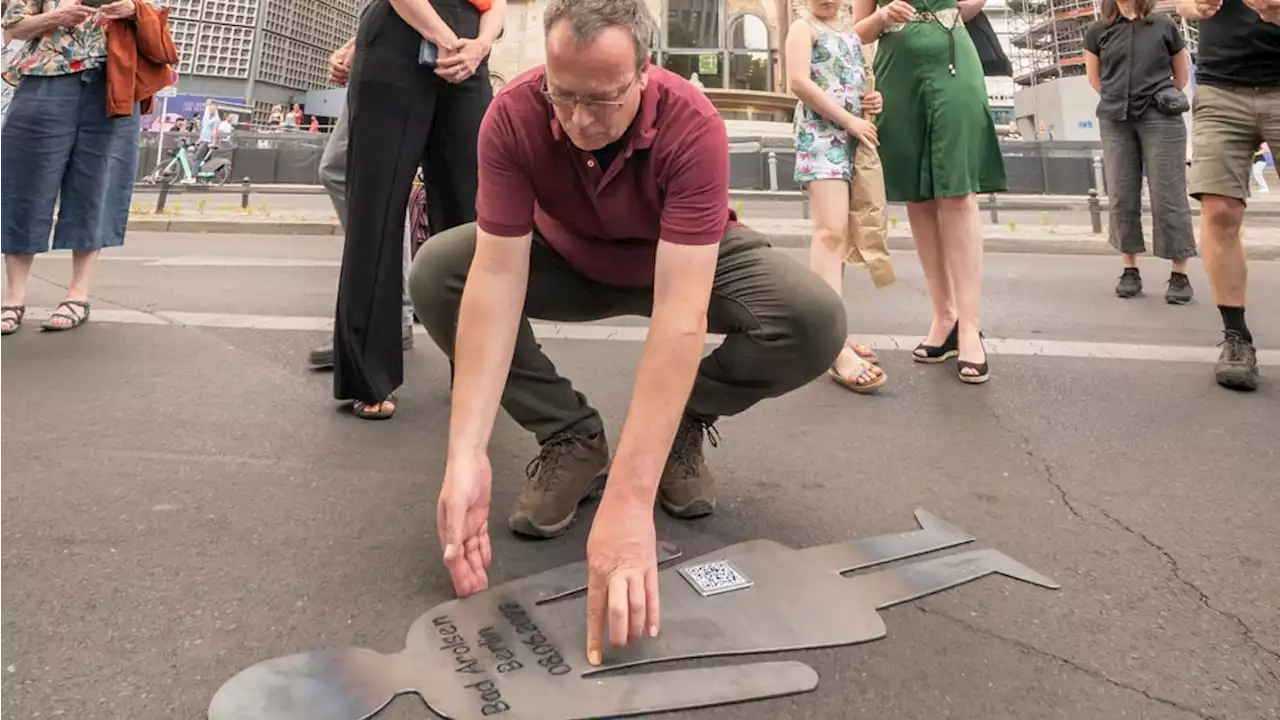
[1195,0,1280,87]
[1084,15,1185,122]
[591,136,627,172]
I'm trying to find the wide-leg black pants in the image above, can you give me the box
[332,0,492,404]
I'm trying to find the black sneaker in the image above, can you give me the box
[1165,272,1193,305]
[307,331,415,370]
[1215,330,1259,391]
[1115,268,1142,298]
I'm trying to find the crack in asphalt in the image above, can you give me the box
[983,403,1280,690]
[27,272,179,325]
[1089,503,1280,686]
[917,605,1214,719]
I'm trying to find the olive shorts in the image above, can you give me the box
[1187,83,1280,203]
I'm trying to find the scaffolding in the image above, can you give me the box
[1008,0,1098,87]
[1009,0,1195,87]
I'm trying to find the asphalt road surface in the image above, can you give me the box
[127,190,1280,228]
[3,233,1278,720]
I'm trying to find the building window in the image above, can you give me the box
[728,13,775,92]
[665,0,721,49]
[655,1,778,92]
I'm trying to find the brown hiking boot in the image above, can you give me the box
[658,416,718,519]
[508,427,610,538]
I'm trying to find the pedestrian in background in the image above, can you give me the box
[785,0,898,394]
[1,0,153,335]
[1174,0,1278,392]
[1254,143,1271,193]
[854,0,1008,384]
[1085,0,1197,304]
[330,0,505,419]
[304,28,416,375]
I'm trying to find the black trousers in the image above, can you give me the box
[332,0,492,404]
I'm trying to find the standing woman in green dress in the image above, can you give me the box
[853,0,1007,383]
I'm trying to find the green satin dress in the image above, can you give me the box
[872,0,1007,202]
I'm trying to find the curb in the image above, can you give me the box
[130,219,1280,261]
[128,218,342,235]
[752,231,1280,261]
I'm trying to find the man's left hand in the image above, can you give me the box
[97,0,136,21]
[584,492,660,666]
[1244,0,1280,23]
[861,90,883,115]
[436,38,490,83]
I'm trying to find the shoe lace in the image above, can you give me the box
[669,417,720,479]
[1168,274,1189,291]
[525,431,581,491]
[1218,330,1249,362]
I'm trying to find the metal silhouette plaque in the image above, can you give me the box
[208,509,1059,720]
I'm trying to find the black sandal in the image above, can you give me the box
[352,394,397,420]
[40,300,90,332]
[1,305,25,335]
[957,332,990,384]
[913,322,958,363]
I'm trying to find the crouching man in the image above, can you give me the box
[408,0,846,665]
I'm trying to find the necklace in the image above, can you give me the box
[810,12,845,34]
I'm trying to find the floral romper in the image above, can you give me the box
[794,18,867,185]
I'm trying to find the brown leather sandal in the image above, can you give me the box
[1,305,25,335]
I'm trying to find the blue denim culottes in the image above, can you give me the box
[1,68,141,255]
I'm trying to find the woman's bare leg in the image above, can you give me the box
[935,193,987,377]
[2,253,36,333]
[906,199,956,354]
[807,179,884,388]
[3,253,36,306]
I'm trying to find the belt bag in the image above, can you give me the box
[1153,86,1190,115]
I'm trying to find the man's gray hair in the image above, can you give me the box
[543,0,658,71]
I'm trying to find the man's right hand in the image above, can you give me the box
[328,43,354,86]
[438,453,494,597]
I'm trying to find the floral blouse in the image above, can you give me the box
[1,0,159,85]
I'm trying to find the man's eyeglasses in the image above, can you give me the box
[541,74,639,113]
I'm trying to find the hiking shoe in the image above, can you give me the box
[307,331,415,370]
[508,427,610,538]
[1215,330,1259,392]
[1165,272,1194,305]
[1115,268,1142,298]
[658,415,719,519]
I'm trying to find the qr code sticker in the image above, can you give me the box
[679,560,753,597]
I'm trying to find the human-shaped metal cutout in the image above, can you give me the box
[208,509,1059,720]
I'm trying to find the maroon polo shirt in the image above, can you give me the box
[474,64,735,287]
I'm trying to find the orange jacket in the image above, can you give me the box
[105,3,179,118]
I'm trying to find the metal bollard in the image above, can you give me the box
[156,178,170,214]
[1091,155,1105,195]
[241,178,252,209]
[986,193,999,223]
[1087,189,1103,234]
[766,151,779,192]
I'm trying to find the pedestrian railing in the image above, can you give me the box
[143,175,1280,226]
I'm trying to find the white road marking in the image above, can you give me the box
[19,307,1280,366]
[144,256,340,268]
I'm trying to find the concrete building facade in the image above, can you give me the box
[167,0,361,124]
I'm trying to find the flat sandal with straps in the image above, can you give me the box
[41,300,90,332]
[1,305,25,335]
